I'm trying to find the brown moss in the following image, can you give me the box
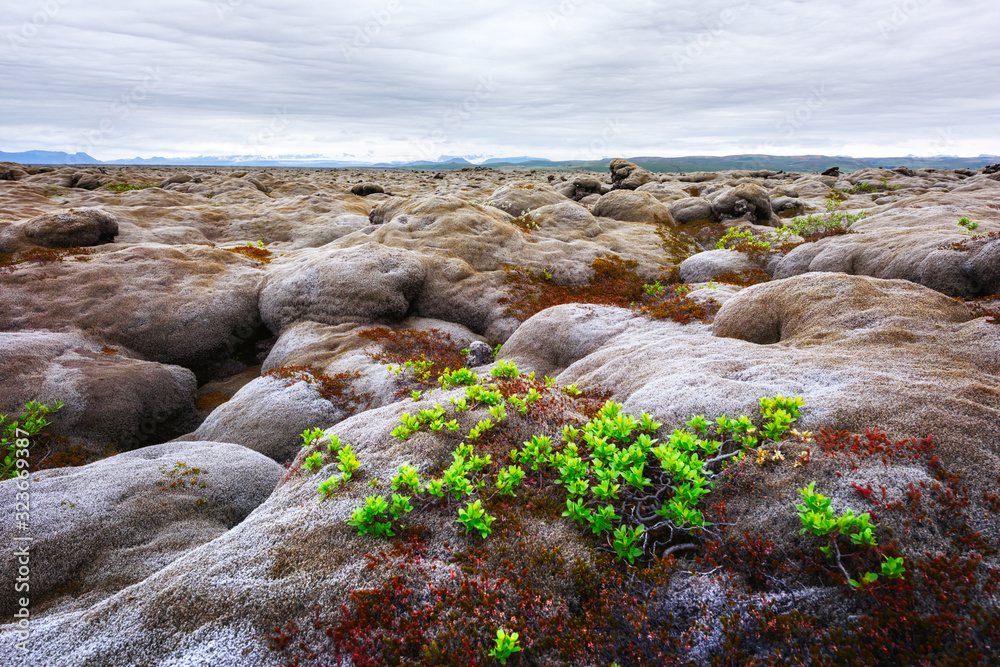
[358,327,467,386]
[224,245,273,263]
[500,255,718,324]
[195,391,230,411]
[713,268,771,287]
[263,366,372,413]
[0,246,96,274]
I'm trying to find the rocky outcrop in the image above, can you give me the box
[711,183,777,225]
[592,189,675,224]
[0,330,199,452]
[0,441,281,617]
[0,209,118,253]
[609,158,654,190]
[484,180,570,214]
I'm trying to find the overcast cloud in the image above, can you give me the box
[1,0,998,161]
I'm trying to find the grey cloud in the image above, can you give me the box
[1,0,998,161]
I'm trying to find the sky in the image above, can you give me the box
[1,0,999,162]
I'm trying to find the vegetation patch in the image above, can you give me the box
[2,401,64,479]
[101,182,158,192]
[195,391,231,411]
[263,366,373,414]
[844,177,898,195]
[0,246,96,274]
[270,369,1000,664]
[360,327,468,390]
[500,255,718,325]
[224,245,273,263]
[712,267,771,287]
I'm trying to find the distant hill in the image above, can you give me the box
[2,149,997,173]
[0,150,100,164]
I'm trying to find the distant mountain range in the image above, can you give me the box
[2,149,998,173]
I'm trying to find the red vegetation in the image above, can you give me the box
[359,327,468,386]
[263,366,372,413]
[500,254,719,325]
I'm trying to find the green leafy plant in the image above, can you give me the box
[643,281,665,296]
[101,181,157,192]
[796,481,899,588]
[348,495,394,537]
[301,427,325,447]
[715,228,773,259]
[391,464,422,494]
[337,445,360,482]
[959,217,980,231]
[457,499,495,538]
[612,525,644,564]
[438,367,479,389]
[2,401,63,480]
[488,627,522,664]
[495,465,525,496]
[491,360,520,380]
[317,474,342,498]
[303,452,324,471]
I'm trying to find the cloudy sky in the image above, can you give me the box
[2,0,998,162]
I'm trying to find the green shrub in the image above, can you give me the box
[2,401,63,480]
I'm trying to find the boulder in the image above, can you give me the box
[0,330,199,452]
[0,209,119,253]
[555,175,605,201]
[466,340,494,367]
[0,162,28,181]
[246,177,271,194]
[772,205,1000,298]
[0,244,264,373]
[259,241,426,334]
[503,275,999,474]
[160,173,193,188]
[368,196,411,224]
[191,374,363,463]
[711,184,777,226]
[70,173,106,190]
[636,182,689,202]
[678,172,717,183]
[678,249,760,284]
[350,182,384,196]
[609,158,654,190]
[668,197,716,225]
[0,441,282,617]
[592,190,675,224]
[771,196,805,218]
[485,181,570,215]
